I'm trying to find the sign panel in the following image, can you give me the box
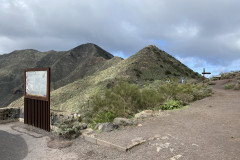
[24,68,50,101]
[26,71,47,97]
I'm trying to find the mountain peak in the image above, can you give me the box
[71,43,97,50]
[133,45,164,58]
[70,43,113,59]
[12,49,39,54]
[142,45,164,52]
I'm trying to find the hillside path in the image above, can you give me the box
[92,79,240,160]
[0,80,239,160]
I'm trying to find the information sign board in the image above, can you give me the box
[24,68,50,101]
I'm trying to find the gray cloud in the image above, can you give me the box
[0,0,240,74]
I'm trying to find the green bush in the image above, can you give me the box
[140,88,164,109]
[88,80,212,126]
[224,83,235,89]
[158,83,212,104]
[93,110,116,124]
[165,70,171,75]
[55,119,84,139]
[192,85,212,100]
[91,80,141,118]
[158,82,180,100]
[160,100,182,110]
[176,93,194,105]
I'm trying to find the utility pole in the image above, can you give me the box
[202,68,211,85]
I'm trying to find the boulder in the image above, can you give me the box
[134,110,153,119]
[95,122,118,132]
[113,117,134,126]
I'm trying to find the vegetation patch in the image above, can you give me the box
[160,100,182,110]
[224,83,235,89]
[208,81,216,85]
[83,79,212,127]
[55,118,86,139]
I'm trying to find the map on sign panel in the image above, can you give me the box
[26,71,47,97]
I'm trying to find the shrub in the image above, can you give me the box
[93,110,116,124]
[173,73,180,76]
[208,81,216,85]
[165,70,171,75]
[158,83,212,103]
[134,68,142,77]
[140,88,164,108]
[160,100,182,110]
[55,119,85,139]
[88,80,212,126]
[192,85,212,100]
[91,80,141,119]
[176,93,194,105]
[224,83,235,89]
[191,75,196,79]
[158,83,180,100]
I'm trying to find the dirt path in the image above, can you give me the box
[0,80,239,160]
[93,80,240,159]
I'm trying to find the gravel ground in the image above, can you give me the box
[0,79,239,160]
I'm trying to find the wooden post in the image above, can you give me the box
[202,68,211,85]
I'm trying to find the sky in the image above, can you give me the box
[1,0,240,76]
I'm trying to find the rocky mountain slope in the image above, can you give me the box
[8,45,202,112]
[0,43,119,108]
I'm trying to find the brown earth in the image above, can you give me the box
[0,79,239,160]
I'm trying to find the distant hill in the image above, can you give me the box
[8,45,202,112]
[116,45,201,81]
[0,43,120,108]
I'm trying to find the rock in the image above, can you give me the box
[135,110,153,119]
[137,124,143,127]
[67,114,74,119]
[131,137,144,143]
[73,113,82,122]
[148,134,161,141]
[78,123,87,130]
[113,117,134,126]
[169,155,182,160]
[128,137,146,149]
[94,123,103,130]
[95,122,118,132]
[81,128,93,135]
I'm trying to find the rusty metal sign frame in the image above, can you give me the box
[24,68,50,131]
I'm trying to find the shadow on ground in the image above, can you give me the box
[0,130,28,160]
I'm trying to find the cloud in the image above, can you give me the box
[0,0,239,74]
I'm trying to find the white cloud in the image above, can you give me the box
[174,22,199,38]
[0,0,240,74]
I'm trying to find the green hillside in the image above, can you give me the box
[9,45,202,112]
[0,43,116,107]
